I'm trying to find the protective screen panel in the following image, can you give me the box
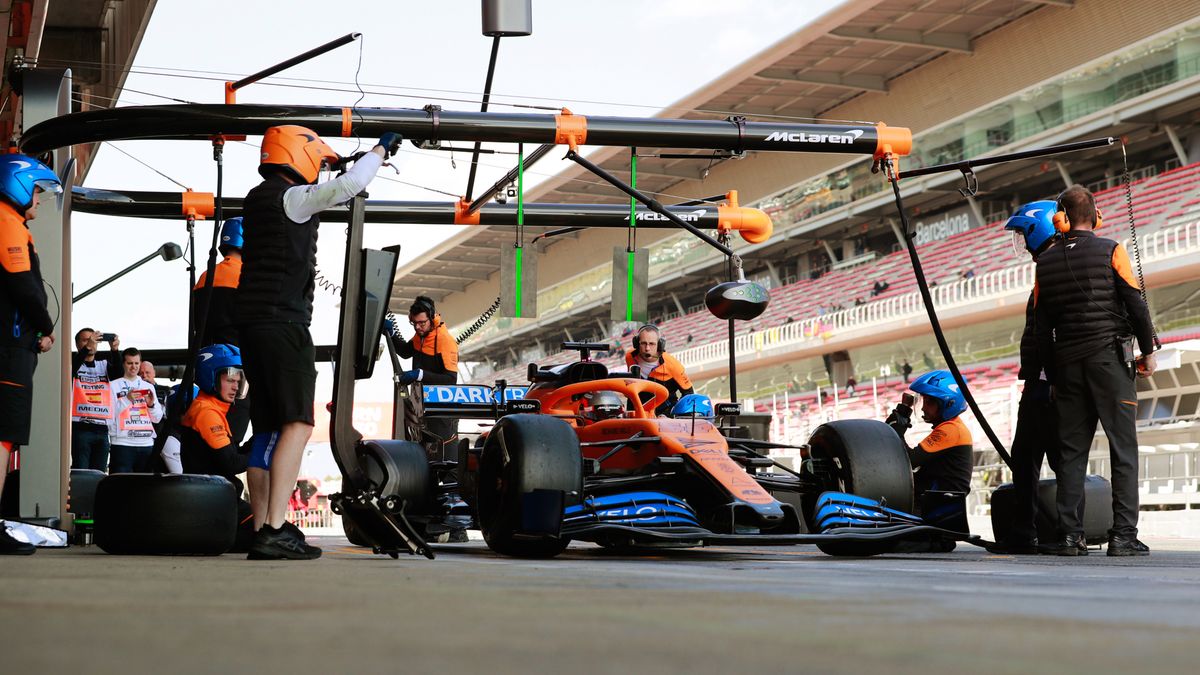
[500,244,538,318]
[610,247,649,322]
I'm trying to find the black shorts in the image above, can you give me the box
[239,323,316,429]
[0,346,37,445]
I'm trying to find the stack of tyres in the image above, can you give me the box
[990,475,1113,545]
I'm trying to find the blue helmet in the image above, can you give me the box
[672,393,714,418]
[219,217,243,252]
[910,370,967,421]
[196,344,243,396]
[1003,200,1057,256]
[0,154,62,212]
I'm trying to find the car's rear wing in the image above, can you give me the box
[420,383,539,419]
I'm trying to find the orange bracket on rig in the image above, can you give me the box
[454,198,481,225]
[554,108,588,151]
[716,190,773,244]
[182,191,215,220]
[873,123,913,173]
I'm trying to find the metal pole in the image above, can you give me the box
[566,150,734,257]
[72,248,164,303]
[898,137,1114,180]
[21,104,908,157]
[229,33,361,91]
[467,142,555,215]
[464,35,502,201]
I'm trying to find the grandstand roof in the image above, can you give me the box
[392,0,1058,307]
[0,1,156,182]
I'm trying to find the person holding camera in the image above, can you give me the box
[1034,185,1157,557]
[71,328,124,471]
[234,125,401,560]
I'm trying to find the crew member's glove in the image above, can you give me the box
[885,402,912,437]
[383,316,400,338]
[378,132,403,159]
[398,369,422,385]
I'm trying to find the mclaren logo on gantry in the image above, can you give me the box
[626,209,707,223]
[763,129,864,145]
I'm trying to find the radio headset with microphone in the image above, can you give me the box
[632,324,666,354]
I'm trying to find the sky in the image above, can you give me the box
[65,0,848,481]
[71,0,846,352]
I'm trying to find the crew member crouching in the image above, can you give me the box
[885,370,973,501]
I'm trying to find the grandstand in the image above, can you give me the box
[393,0,1200,534]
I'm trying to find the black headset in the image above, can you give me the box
[410,295,436,319]
[632,324,666,354]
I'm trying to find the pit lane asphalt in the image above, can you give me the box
[4,537,1198,674]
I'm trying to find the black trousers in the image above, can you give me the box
[1054,354,1139,538]
[1009,379,1061,543]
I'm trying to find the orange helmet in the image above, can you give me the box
[259,125,338,184]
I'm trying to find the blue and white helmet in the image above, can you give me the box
[909,370,967,420]
[0,154,61,212]
[219,217,243,252]
[196,344,243,396]
[1003,200,1057,256]
[672,393,714,418]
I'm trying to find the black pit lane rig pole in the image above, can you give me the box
[886,136,1117,469]
[68,188,775,242]
[20,103,911,159]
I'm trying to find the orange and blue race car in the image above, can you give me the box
[343,342,983,558]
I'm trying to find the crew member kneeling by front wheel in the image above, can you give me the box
[884,370,974,552]
[179,345,317,556]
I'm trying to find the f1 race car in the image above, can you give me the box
[342,341,976,558]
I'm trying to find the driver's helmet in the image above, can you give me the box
[584,391,625,422]
[672,393,714,418]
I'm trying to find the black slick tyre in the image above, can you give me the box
[804,419,915,530]
[477,414,581,558]
[94,473,237,555]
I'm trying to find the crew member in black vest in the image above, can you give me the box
[1034,185,1157,557]
[235,125,401,560]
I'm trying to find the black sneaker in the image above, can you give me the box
[0,526,36,555]
[281,521,322,556]
[1107,535,1150,557]
[248,524,322,560]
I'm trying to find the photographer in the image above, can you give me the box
[71,328,124,471]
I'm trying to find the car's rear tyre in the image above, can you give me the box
[94,473,237,555]
[477,414,581,558]
[804,419,914,531]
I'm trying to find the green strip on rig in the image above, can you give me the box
[627,150,637,321]
[626,250,635,321]
[514,246,523,318]
[515,144,525,318]
[74,519,94,525]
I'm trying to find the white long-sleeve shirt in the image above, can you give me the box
[282,151,384,223]
[108,376,164,447]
